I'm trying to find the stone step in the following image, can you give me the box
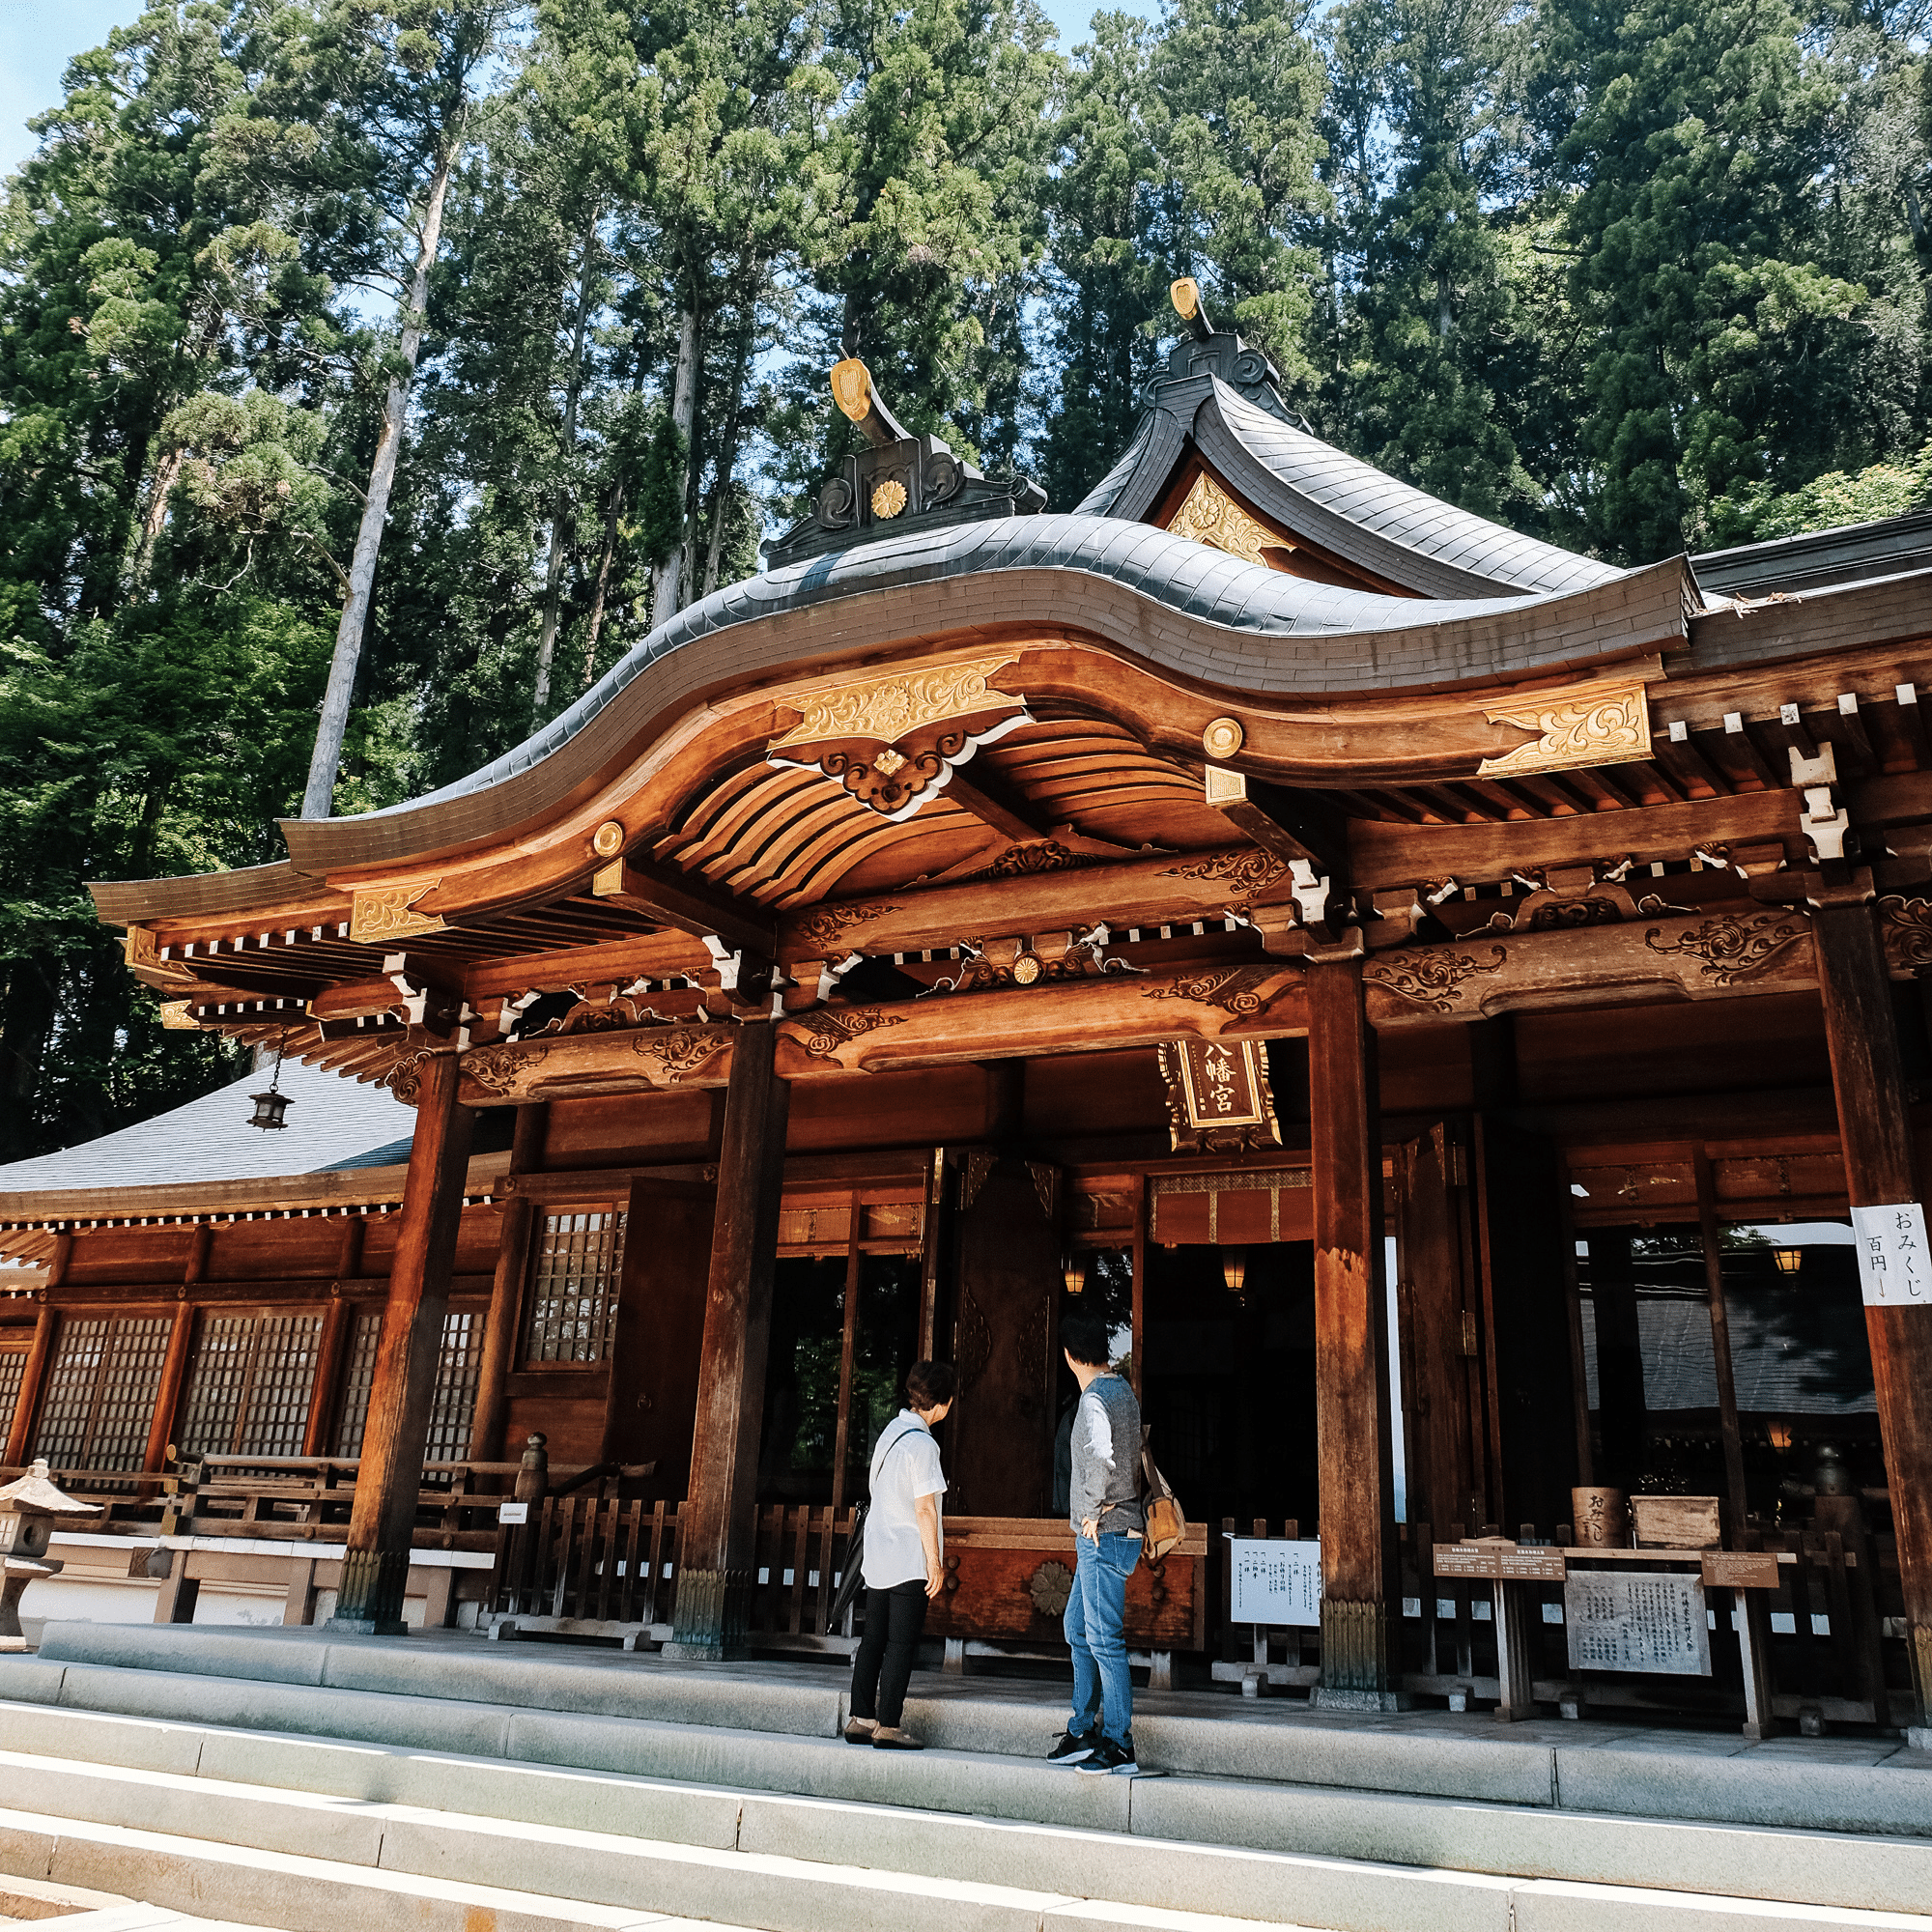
[0,1800,769,1932]
[0,1756,1378,1932]
[2,1747,1930,1932]
[20,1625,1932,1841]
[1,1698,1930,1924]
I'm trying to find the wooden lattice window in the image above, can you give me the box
[332,1307,384,1457]
[31,1315,175,1472]
[332,1306,481,1466]
[423,1311,482,1466]
[0,1345,28,1448]
[521,1208,627,1364]
[177,1312,326,1461]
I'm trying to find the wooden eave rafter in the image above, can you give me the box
[103,607,1932,1098]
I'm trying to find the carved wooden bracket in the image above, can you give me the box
[766,656,1031,820]
[349,879,445,945]
[1475,676,1651,780]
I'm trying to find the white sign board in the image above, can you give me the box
[1229,1537,1322,1627]
[1564,1570,1711,1676]
[1852,1203,1930,1307]
[497,1501,528,1524]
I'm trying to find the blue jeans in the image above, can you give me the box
[1065,1531,1139,1744]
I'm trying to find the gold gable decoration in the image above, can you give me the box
[1163,472,1293,571]
[767,656,1032,819]
[1475,676,1652,780]
[349,880,447,945]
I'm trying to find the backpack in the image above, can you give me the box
[1138,1426,1185,1562]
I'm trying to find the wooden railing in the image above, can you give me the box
[0,1457,625,1550]
[483,1498,861,1650]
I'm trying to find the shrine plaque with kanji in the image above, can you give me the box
[1564,1570,1712,1675]
[1163,1039,1280,1134]
[1851,1202,1931,1307]
[1229,1537,1322,1626]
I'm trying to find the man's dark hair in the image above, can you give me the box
[906,1359,957,1409]
[1061,1312,1110,1369]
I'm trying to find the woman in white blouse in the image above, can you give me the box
[844,1360,956,1748]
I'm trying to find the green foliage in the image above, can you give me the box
[1710,440,1932,544]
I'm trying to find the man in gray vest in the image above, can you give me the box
[1047,1311,1144,1774]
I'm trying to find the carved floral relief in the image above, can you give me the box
[1475,677,1652,780]
[1643,911,1809,984]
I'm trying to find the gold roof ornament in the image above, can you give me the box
[830,357,912,447]
[766,357,1044,566]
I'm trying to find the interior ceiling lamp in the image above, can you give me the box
[1773,1247,1804,1275]
[1063,1254,1086,1296]
[1222,1248,1248,1301]
[247,1031,294,1131]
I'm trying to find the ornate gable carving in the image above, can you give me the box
[766,655,1031,819]
[1162,471,1292,571]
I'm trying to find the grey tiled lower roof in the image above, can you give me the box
[0,1060,415,1197]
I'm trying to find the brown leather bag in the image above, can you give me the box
[1138,1426,1185,1561]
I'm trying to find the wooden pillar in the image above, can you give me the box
[468,1195,533,1463]
[1589,1230,1647,1491]
[143,1225,210,1472]
[303,1293,354,1459]
[667,1021,791,1659]
[327,1051,474,1634]
[3,1301,56,1467]
[1812,895,1932,1732]
[1307,956,1406,1709]
[830,1193,863,1515]
[1692,1150,1751,1543]
[510,1101,548,1175]
[1128,1172,1149,1399]
[304,1217,366,1457]
[918,1148,947,1359]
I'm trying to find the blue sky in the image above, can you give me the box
[2,0,1138,177]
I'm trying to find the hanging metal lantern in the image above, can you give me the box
[247,1030,294,1130]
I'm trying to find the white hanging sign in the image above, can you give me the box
[1851,1203,1931,1307]
[1229,1537,1322,1626]
[497,1501,528,1524]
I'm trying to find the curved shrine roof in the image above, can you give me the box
[1076,380,1623,601]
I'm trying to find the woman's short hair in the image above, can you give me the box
[1060,1312,1110,1368]
[906,1360,957,1410]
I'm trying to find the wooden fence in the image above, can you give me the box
[482,1499,861,1651]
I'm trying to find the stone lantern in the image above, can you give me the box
[0,1459,102,1652]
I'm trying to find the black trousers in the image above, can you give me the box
[849,1580,928,1727]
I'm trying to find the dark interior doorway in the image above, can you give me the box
[1139,1242,1318,1529]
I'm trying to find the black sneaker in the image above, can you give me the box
[1046,1727,1099,1765]
[1076,1733,1139,1776]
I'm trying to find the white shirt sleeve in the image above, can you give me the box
[1079,1391,1115,1468]
[909,1434,947,1499]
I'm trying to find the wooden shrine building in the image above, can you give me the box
[3,284,1930,1730]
